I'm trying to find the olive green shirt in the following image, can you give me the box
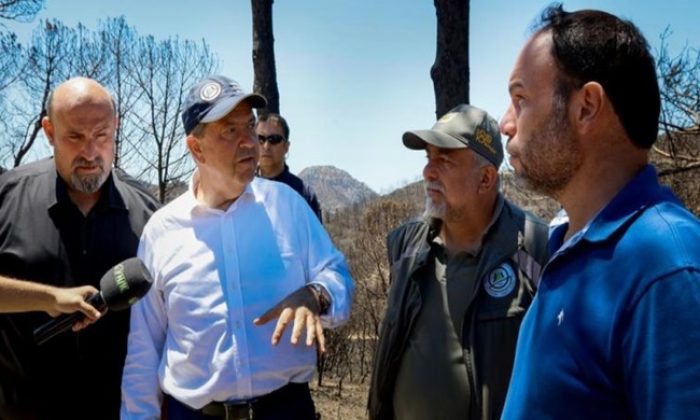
[393,201,504,420]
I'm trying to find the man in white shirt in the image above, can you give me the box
[120,75,354,420]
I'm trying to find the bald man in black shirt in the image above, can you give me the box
[0,77,159,420]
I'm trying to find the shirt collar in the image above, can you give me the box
[256,164,290,182]
[186,170,255,214]
[274,164,291,181]
[551,165,678,250]
[47,159,125,211]
[431,193,506,257]
[484,193,505,236]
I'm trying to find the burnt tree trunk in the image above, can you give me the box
[431,0,470,119]
[251,0,279,115]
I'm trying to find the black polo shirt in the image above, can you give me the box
[262,164,323,221]
[0,158,159,420]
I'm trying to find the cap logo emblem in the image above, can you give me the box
[475,127,497,154]
[200,82,222,101]
[475,127,492,146]
[484,262,516,298]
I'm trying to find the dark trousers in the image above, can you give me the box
[165,382,316,420]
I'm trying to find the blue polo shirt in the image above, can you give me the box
[502,165,700,419]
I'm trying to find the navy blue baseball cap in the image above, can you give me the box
[182,75,266,134]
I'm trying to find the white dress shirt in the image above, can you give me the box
[120,175,353,419]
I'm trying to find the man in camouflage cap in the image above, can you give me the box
[369,104,549,420]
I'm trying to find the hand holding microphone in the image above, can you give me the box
[33,257,153,345]
[48,285,102,328]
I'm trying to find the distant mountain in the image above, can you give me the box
[298,163,561,221]
[382,179,425,219]
[298,165,378,213]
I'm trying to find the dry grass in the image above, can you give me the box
[311,377,369,420]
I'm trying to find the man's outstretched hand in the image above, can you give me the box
[254,286,326,353]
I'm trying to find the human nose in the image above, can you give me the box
[500,104,516,139]
[241,131,258,149]
[423,160,438,182]
[82,137,99,159]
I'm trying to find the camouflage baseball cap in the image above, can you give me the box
[402,104,503,167]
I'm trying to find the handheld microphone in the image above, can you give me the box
[33,257,153,345]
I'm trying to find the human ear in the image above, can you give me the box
[186,135,205,163]
[479,165,498,193]
[574,81,604,129]
[42,117,55,146]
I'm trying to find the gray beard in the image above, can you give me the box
[71,171,108,193]
[424,196,446,220]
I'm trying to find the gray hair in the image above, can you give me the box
[473,151,501,190]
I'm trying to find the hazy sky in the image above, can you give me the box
[6,0,699,192]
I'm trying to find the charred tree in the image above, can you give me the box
[431,0,470,119]
[251,0,279,115]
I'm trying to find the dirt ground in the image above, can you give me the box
[310,377,369,420]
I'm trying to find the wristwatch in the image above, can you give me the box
[307,283,331,315]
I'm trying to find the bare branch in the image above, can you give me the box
[0,0,43,23]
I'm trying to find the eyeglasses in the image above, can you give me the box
[258,134,286,145]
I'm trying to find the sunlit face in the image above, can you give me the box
[44,100,116,194]
[255,120,289,176]
[422,144,484,223]
[191,102,259,189]
[500,32,582,197]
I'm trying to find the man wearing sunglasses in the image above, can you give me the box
[256,113,323,221]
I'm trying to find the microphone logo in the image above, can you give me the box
[115,263,129,293]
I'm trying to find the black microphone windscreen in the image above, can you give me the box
[99,257,153,311]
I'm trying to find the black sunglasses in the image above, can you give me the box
[258,134,286,145]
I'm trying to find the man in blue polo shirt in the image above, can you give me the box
[499,5,700,418]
